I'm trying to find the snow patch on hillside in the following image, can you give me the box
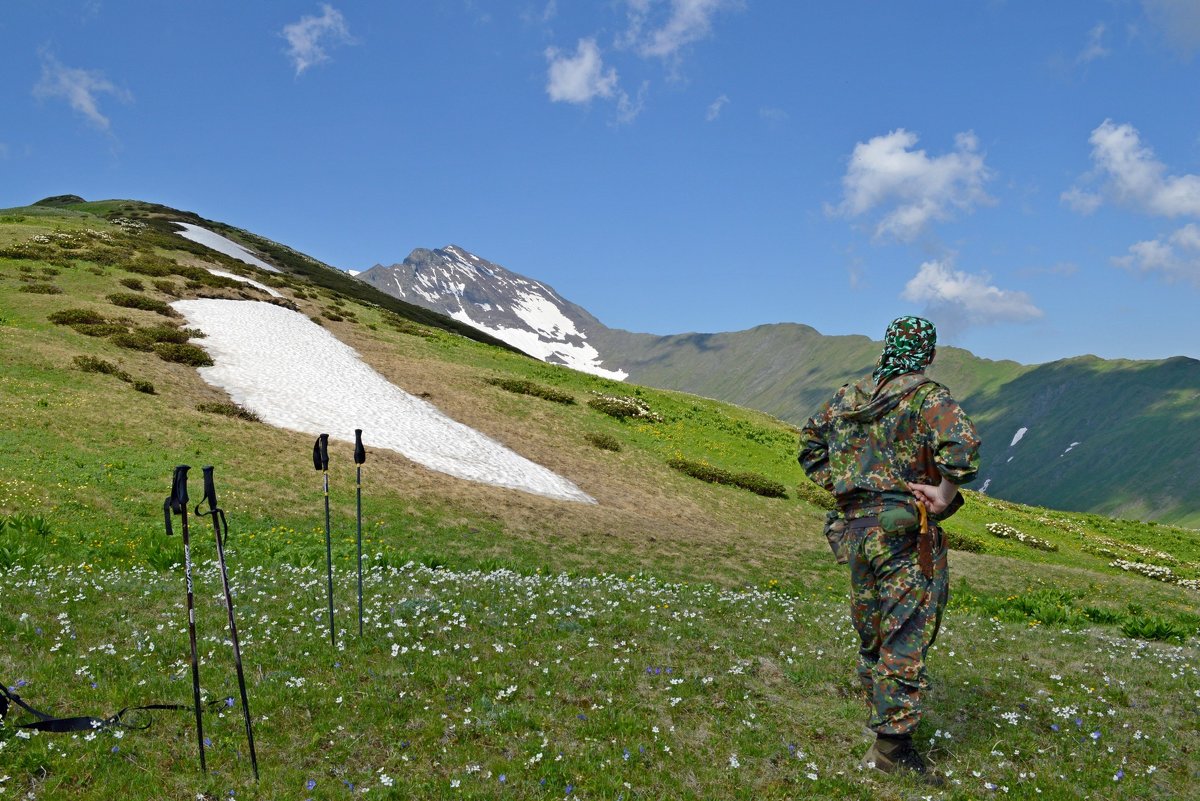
[1060,441,1081,457]
[171,299,594,504]
[174,222,281,273]
[1010,427,1029,447]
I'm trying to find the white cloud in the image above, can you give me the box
[1077,22,1110,64]
[1143,0,1200,58]
[1115,223,1200,286]
[705,93,728,121]
[759,106,788,123]
[615,81,649,124]
[902,260,1043,336]
[836,129,993,241]
[1060,186,1104,215]
[32,50,131,131]
[281,4,354,76]
[545,38,618,104]
[1066,119,1200,217]
[625,0,738,59]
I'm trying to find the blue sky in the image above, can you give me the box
[3,1,1200,365]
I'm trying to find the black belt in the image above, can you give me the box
[845,516,880,530]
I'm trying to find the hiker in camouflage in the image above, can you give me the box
[798,316,980,781]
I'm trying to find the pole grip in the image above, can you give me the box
[354,429,366,465]
[201,465,218,511]
[170,465,191,514]
[313,433,329,471]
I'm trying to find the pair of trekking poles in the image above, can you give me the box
[314,429,368,648]
[163,464,258,780]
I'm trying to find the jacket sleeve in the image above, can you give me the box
[921,386,981,486]
[798,396,838,492]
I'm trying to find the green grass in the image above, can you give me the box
[0,201,1197,800]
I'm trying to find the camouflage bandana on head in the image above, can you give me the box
[872,316,937,384]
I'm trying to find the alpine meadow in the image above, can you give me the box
[0,198,1196,800]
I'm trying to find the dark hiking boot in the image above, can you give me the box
[861,734,946,787]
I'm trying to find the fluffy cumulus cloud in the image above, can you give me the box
[1116,223,1200,286]
[544,38,618,103]
[1065,120,1200,217]
[281,4,354,76]
[623,0,738,59]
[836,129,993,242]
[32,50,131,131]
[901,260,1042,337]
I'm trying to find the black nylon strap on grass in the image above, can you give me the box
[163,464,191,536]
[313,433,330,471]
[354,429,366,465]
[0,684,188,733]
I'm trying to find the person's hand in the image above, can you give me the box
[907,480,957,515]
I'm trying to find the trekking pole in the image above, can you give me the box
[313,433,336,647]
[195,466,259,781]
[354,429,366,638]
[163,465,205,773]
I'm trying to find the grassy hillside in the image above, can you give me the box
[595,324,1200,526]
[0,200,1197,800]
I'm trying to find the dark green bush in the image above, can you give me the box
[154,342,213,367]
[72,323,127,337]
[794,479,837,510]
[324,311,345,322]
[588,394,662,421]
[1121,614,1191,643]
[667,456,787,499]
[383,312,436,338]
[942,528,986,553]
[585,432,621,451]
[143,324,194,343]
[19,283,63,294]
[119,277,144,291]
[111,331,156,351]
[197,401,260,422]
[488,377,576,405]
[152,279,178,295]
[73,355,131,382]
[133,380,156,394]
[48,308,108,326]
[107,292,178,317]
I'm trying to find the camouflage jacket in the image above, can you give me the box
[798,372,980,518]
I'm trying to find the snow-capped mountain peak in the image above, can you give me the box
[357,246,628,380]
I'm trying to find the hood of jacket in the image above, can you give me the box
[836,371,933,423]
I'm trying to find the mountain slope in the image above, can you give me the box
[359,244,1200,525]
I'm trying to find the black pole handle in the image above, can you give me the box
[200,465,218,513]
[164,464,191,536]
[313,434,329,471]
[354,429,366,465]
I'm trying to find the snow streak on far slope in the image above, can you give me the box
[174,222,281,273]
[171,299,594,504]
[1010,427,1029,447]
[206,268,281,297]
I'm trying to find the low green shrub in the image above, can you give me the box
[197,401,260,422]
[154,342,213,367]
[794,480,836,510]
[488,377,576,405]
[667,456,788,499]
[152,279,178,295]
[19,283,63,294]
[588,393,662,422]
[111,331,156,351]
[119,277,144,291]
[943,528,987,553]
[73,355,131,382]
[1121,614,1192,643]
[143,324,195,343]
[132,380,156,395]
[585,432,621,451]
[72,322,127,337]
[107,292,178,317]
[48,308,109,326]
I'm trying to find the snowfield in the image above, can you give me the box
[171,299,595,504]
[174,222,281,273]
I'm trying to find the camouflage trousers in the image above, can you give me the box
[848,522,948,736]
